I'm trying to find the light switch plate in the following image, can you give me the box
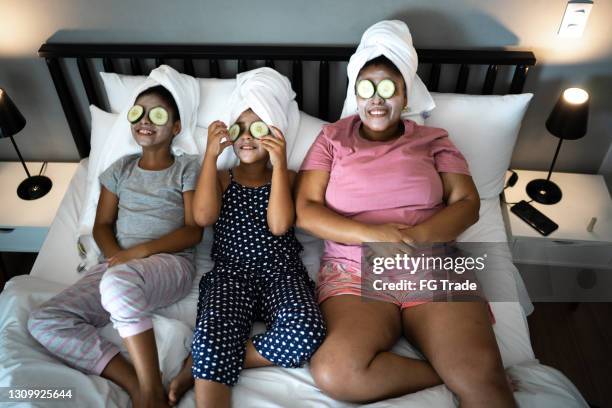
[558,0,593,38]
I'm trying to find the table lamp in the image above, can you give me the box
[0,88,52,200]
[526,87,589,204]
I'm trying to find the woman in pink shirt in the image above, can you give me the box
[296,53,515,407]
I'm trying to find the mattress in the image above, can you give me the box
[0,160,587,407]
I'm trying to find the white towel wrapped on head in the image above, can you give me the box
[219,67,300,167]
[341,20,435,121]
[77,65,200,269]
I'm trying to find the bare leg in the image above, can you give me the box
[310,295,442,403]
[101,353,141,406]
[124,328,169,408]
[168,339,272,406]
[243,339,273,369]
[168,355,193,407]
[402,302,516,408]
[194,379,230,408]
[100,256,195,407]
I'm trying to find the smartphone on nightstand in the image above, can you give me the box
[510,200,559,236]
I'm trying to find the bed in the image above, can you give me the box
[0,42,588,407]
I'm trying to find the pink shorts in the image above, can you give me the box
[316,261,495,323]
[316,261,427,309]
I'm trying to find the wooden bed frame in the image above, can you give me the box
[37,43,536,159]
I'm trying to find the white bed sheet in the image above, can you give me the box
[0,160,587,407]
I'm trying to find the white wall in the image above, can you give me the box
[0,0,611,174]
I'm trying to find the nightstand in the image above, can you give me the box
[0,161,79,252]
[502,170,612,269]
[502,170,612,301]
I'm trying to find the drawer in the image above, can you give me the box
[511,238,612,269]
[0,227,49,252]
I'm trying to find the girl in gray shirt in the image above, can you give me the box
[28,85,202,408]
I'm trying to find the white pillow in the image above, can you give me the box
[30,106,117,285]
[425,92,533,199]
[99,73,147,114]
[100,72,236,128]
[288,111,326,171]
[88,105,117,162]
[29,159,88,285]
[195,78,237,127]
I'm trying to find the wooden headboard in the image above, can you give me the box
[38,43,536,159]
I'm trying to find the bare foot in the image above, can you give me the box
[507,373,520,392]
[168,356,194,406]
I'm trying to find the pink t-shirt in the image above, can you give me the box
[300,114,471,268]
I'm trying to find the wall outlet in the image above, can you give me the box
[558,0,594,38]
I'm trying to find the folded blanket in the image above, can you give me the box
[341,20,435,121]
[77,65,200,269]
[219,67,300,166]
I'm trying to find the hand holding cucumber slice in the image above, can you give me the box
[356,78,396,100]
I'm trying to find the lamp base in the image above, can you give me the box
[17,175,52,200]
[526,178,562,205]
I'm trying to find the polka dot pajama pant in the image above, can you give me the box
[191,261,326,386]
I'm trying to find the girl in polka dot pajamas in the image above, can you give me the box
[167,108,326,408]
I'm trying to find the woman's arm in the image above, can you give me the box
[402,173,480,244]
[107,190,203,266]
[261,128,294,235]
[295,170,408,244]
[92,186,122,258]
[192,121,232,226]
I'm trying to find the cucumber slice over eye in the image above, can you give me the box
[377,79,396,99]
[228,124,241,141]
[127,105,144,123]
[356,79,375,99]
[149,106,169,126]
[249,121,269,138]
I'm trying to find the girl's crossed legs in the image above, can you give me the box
[188,264,325,408]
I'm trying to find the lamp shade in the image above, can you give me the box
[0,88,26,138]
[545,87,589,140]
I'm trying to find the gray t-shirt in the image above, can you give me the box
[99,153,200,258]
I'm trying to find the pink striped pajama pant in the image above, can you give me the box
[27,253,194,375]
